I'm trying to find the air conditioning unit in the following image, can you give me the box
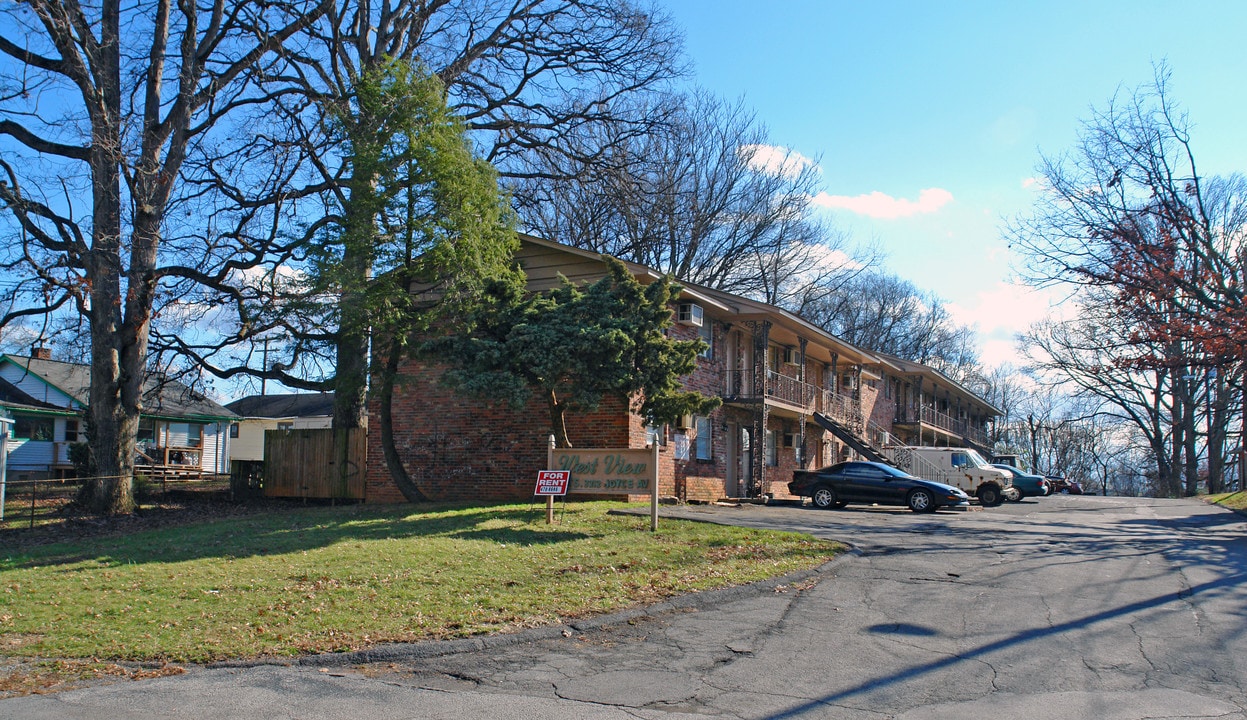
[675,414,693,430]
[782,347,798,365]
[676,303,704,327]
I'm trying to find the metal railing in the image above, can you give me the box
[725,369,864,419]
[895,404,989,444]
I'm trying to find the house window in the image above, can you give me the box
[186,424,203,448]
[229,423,240,438]
[698,322,713,359]
[765,430,779,467]
[14,416,54,441]
[137,418,156,443]
[63,419,80,442]
[694,416,712,461]
[277,422,294,431]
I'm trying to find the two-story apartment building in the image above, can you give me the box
[365,235,999,504]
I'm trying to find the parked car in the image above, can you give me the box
[1047,475,1084,494]
[789,461,972,513]
[883,446,1013,506]
[990,464,1049,500]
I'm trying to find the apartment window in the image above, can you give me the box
[765,430,779,467]
[694,416,712,461]
[229,423,240,438]
[63,419,80,442]
[14,416,53,441]
[698,322,713,359]
[186,423,203,448]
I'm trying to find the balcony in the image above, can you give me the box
[895,405,989,446]
[724,370,861,424]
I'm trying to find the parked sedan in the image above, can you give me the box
[789,461,972,513]
[990,464,1050,500]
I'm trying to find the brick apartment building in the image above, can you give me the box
[366,235,1001,504]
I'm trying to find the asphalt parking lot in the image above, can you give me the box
[5,494,1246,720]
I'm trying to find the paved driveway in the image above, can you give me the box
[5,495,1246,719]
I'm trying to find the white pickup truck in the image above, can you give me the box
[884,446,1015,506]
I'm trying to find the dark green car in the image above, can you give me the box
[991,464,1050,500]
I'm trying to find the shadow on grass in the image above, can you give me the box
[1,502,603,570]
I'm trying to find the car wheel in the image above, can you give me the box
[977,484,1002,507]
[811,486,839,509]
[1006,490,1023,503]
[907,488,934,513]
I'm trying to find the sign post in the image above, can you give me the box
[650,439,659,532]
[537,436,572,524]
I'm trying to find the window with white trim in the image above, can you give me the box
[694,416,712,461]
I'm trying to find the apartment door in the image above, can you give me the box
[725,424,752,498]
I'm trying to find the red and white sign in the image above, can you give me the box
[534,470,571,496]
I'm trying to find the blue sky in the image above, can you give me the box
[660,0,1247,366]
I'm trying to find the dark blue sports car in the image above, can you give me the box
[789,461,971,513]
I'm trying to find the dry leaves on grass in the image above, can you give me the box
[0,658,186,698]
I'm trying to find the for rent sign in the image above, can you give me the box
[552,449,654,494]
[534,470,571,496]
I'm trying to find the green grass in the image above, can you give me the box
[0,501,841,663]
[1206,491,1247,512]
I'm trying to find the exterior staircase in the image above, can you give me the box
[812,412,892,466]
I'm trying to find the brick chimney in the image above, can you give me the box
[31,345,52,360]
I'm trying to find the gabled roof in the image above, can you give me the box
[226,393,334,419]
[0,355,237,421]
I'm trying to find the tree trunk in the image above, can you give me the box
[548,389,571,448]
[332,171,376,430]
[379,339,429,502]
[1207,371,1227,494]
[79,0,134,515]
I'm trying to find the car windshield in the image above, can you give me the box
[964,449,992,469]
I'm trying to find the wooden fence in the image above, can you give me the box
[263,428,366,500]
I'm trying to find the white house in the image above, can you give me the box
[0,351,237,480]
[224,393,334,463]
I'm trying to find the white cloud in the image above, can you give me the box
[812,187,954,219]
[945,281,1076,368]
[1021,177,1045,190]
[739,144,818,179]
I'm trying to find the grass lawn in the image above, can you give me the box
[0,501,840,668]
[1206,491,1247,513]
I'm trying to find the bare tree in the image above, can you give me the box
[798,270,980,384]
[0,0,326,513]
[1010,66,1247,495]
[145,0,684,430]
[517,90,867,306]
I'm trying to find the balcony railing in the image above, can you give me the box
[725,370,863,422]
[821,389,861,427]
[896,405,989,445]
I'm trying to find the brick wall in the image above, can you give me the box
[366,358,632,503]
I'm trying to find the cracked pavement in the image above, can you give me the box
[4,495,1245,719]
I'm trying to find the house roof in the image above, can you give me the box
[0,355,238,421]
[226,393,335,419]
